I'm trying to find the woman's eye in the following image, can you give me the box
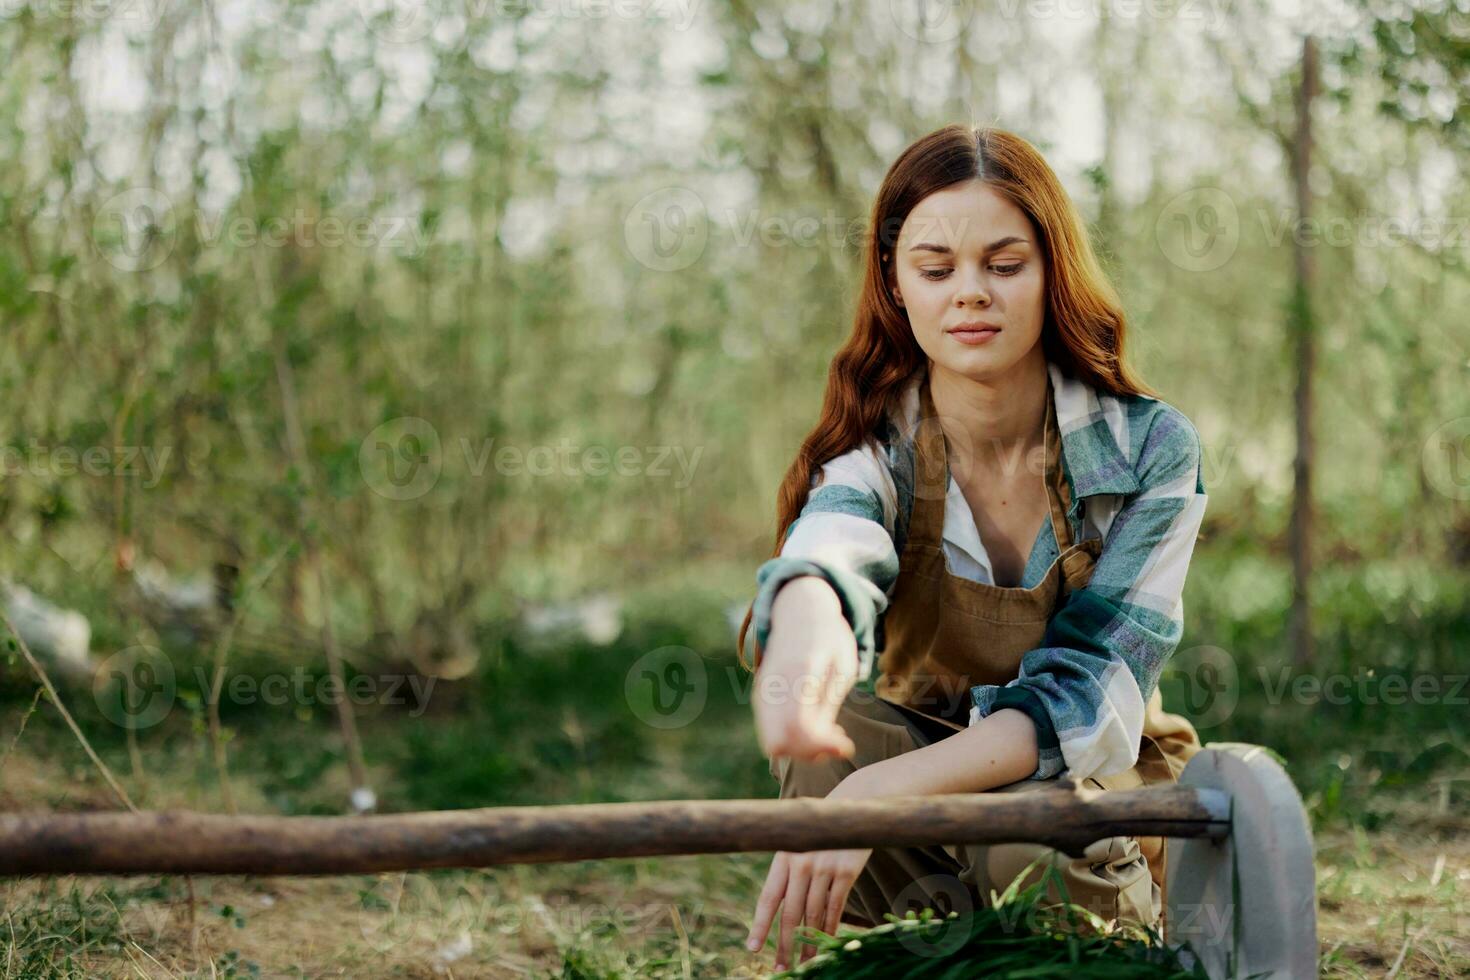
[920,264,1021,280]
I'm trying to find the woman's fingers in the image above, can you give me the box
[822,871,856,937]
[746,852,788,953]
[777,861,812,970]
[750,853,868,967]
[756,716,840,760]
[786,659,854,758]
[799,872,832,963]
[757,700,854,760]
[805,659,857,757]
[812,721,857,759]
[753,641,862,762]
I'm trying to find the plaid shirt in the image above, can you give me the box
[752,360,1208,782]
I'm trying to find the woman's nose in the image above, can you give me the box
[954,278,991,307]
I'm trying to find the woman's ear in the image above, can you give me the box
[882,255,904,308]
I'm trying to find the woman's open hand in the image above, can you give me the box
[752,577,860,761]
[745,844,873,969]
[745,767,885,968]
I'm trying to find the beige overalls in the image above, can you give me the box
[771,364,1201,934]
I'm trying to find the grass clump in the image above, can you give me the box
[774,863,1210,980]
[1,881,129,979]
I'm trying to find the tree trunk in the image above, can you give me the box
[1288,36,1318,667]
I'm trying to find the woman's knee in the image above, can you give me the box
[765,693,917,793]
[977,836,1157,927]
[770,751,852,798]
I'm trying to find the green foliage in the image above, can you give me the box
[1174,555,1470,828]
[772,864,1209,979]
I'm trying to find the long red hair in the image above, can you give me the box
[735,124,1157,671]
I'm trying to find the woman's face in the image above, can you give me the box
[888,180,1046,383]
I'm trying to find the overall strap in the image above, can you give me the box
[908,369,949,547]
[1041,372,1078,553]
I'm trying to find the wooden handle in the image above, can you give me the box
[0,784,1229,876]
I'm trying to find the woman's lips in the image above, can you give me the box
[947,327,1001,345]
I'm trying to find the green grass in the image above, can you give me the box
[767,862,1210,979]
[1,881,145,978]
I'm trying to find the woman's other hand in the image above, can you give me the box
[752,576,860,761]
[745,844,873,969]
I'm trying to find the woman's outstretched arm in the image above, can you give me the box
[750,442,901,760]
[750,442,900,685]
[752,576,861,760]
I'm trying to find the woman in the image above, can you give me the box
[736,125,1209,971]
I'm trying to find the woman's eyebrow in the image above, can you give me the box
[907,236,1030,254]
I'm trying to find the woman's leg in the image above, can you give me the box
[942,778,1161,929]
[767,693,1158,929]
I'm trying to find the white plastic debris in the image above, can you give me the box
[520,593,624,646]
[350,786,378,814]
[1,579,93,680]
[432,930,473,973]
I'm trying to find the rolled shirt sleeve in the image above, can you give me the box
[750,443,900,680]
[970,404,1209,782]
